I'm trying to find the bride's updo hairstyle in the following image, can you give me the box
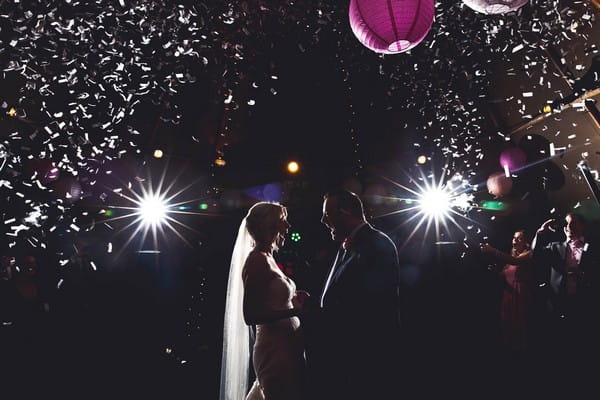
[245,202,287,251]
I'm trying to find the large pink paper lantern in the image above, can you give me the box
[349,0,435,54]
[462,0,528,14]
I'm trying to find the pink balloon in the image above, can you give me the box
[487,172,513,197]
[499,147,526,172]
[349,0,435,54]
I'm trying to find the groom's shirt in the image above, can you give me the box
[319,222,367,307]
[342,222,366,252]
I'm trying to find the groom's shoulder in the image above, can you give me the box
[364,225,396,248]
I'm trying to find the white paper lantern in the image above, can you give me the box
[462,0,528,14]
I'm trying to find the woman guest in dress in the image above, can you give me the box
[481,230,533,354]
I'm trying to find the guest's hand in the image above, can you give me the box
[538,218,557,234]
[480,243,493,253]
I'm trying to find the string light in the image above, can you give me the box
[287,161,300,174]
[153,149,164,159]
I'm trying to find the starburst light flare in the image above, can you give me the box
[418,187,452,220]
[138,193,169,227]
[379,167,478,251]
[100,164,216,255]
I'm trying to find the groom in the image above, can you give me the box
[305,189,401,400]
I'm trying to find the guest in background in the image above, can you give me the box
[532,212,600,363]
[481,230,533,355]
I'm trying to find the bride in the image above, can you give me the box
[219,202,309,400]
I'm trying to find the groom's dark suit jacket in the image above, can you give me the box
[307,224,400,399]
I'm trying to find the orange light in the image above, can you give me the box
[8,107,17,117]
[215,157,227,167]
[287,161,299,174]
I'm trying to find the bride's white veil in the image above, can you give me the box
[219,217,254,400]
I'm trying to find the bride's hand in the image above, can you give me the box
[292,290,311,313]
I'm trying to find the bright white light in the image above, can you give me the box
[380,169,478,253]
[418,187,451,219]
[138,194,168,226]
[104,169,212,255]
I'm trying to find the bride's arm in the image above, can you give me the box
[242,253,302,325]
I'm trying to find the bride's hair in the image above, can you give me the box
[245,202,287,252]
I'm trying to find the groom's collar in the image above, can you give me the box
[348,222,368,240]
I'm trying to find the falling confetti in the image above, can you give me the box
[0,0,595,257]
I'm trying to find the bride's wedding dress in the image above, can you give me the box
[246,269,305,400]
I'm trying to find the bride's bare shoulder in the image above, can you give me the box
[242,251,273,280]
[245,249,270,265]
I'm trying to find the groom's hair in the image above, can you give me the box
[324,189,364,218]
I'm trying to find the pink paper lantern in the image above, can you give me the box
[499,147,526,173]
[462,0,528,14]
[349,0,435,54]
